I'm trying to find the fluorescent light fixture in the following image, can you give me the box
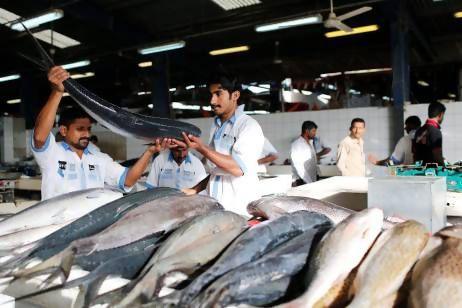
[382,96,390,101]
[171,102,200,110]
[327,84,337,90]
[325,24,379,38]
[256,14,322,32]
[244,110,269,115]
[417,80,429,87]
[211,0,261,10]
[0,8,20,24]
[344,68,391,75]
[137,91,152,96]
[63,92,70,97]
[320,72,342,78]
[0,74,20,82]
[148,104,154,109]
[199,84,207,88]
[169,87,177,92]
[455,12,462,18]
[349,89,361,95]
[186,85,195,90]
[317,95,330,105]
[70,72,94,79]
[61,60,90,70]
[209,45,249,56]
[138,61,152,68]
[9,9,63,31]
[448,93,456,98]
[32,29,80,48]
[202,106,212,111]
[138,41,186,55]
[301,90,312,95]
[258,84,270,89]
[6,98,21,104]
[247,85,269,94]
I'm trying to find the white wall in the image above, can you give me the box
[404,102,462,163]
[7,101,462,164]
[184,106,394,164]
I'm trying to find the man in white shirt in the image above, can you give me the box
[32,66,167,200]
[368,116,421,166]
[257,137,278,173]
[291,121,318,186]
[171,73,264,216]
[337,118,366,176]
[146,147,207,189]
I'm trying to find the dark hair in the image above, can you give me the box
[208,71,242,93]
[301,121,318,134]
[428,102,446,118]
[405,115,421,128]
[350,118,366,129]
[89,135,98,143]
[58,106,92,127]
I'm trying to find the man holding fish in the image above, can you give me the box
[172,73,265,216]
[32,66,170,200]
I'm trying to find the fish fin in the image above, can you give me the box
[20,22,55,69]
[114,267,160,307]
[73,274,108,308]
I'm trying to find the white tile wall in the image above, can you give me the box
[185,107,394,165]
[9,101,462,165]
[404,101,462,163]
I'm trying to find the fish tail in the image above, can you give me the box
[114,267,159,307]
[20,22,55,69]
[178,272,217,305]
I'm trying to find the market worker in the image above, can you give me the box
[368,116,421,166]
[413,102,446,166]
[32,66,168,200]
[291,121,318,186]
[146,147,207,189]
[257,137,279,173]
[337,118,366,176]
[171,73,264,216]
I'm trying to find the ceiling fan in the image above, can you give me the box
[323,0,372,32]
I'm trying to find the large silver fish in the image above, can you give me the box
[409,226,462,308]
[247,195,353,224]
[0,188,122,237]
[114,211,247,307]
[194,229,328,308]
[279,208,383,308]
[22,24,201,141]
[176,211,332,305]
[348,220,429,308]
[8,194,223,285]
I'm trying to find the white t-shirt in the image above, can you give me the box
[290,136,317,183]
[31,132,130,200]
[206,106,264,216]
[146,150,207,190]
[390,130,416,165]
[257,138,278,173]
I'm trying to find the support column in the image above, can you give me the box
[390,0,409,144]
[150,54,172,118]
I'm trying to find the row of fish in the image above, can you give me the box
[0,190,460,307]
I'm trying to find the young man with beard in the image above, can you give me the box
[32,66,167,200]
[172,73,264,216]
